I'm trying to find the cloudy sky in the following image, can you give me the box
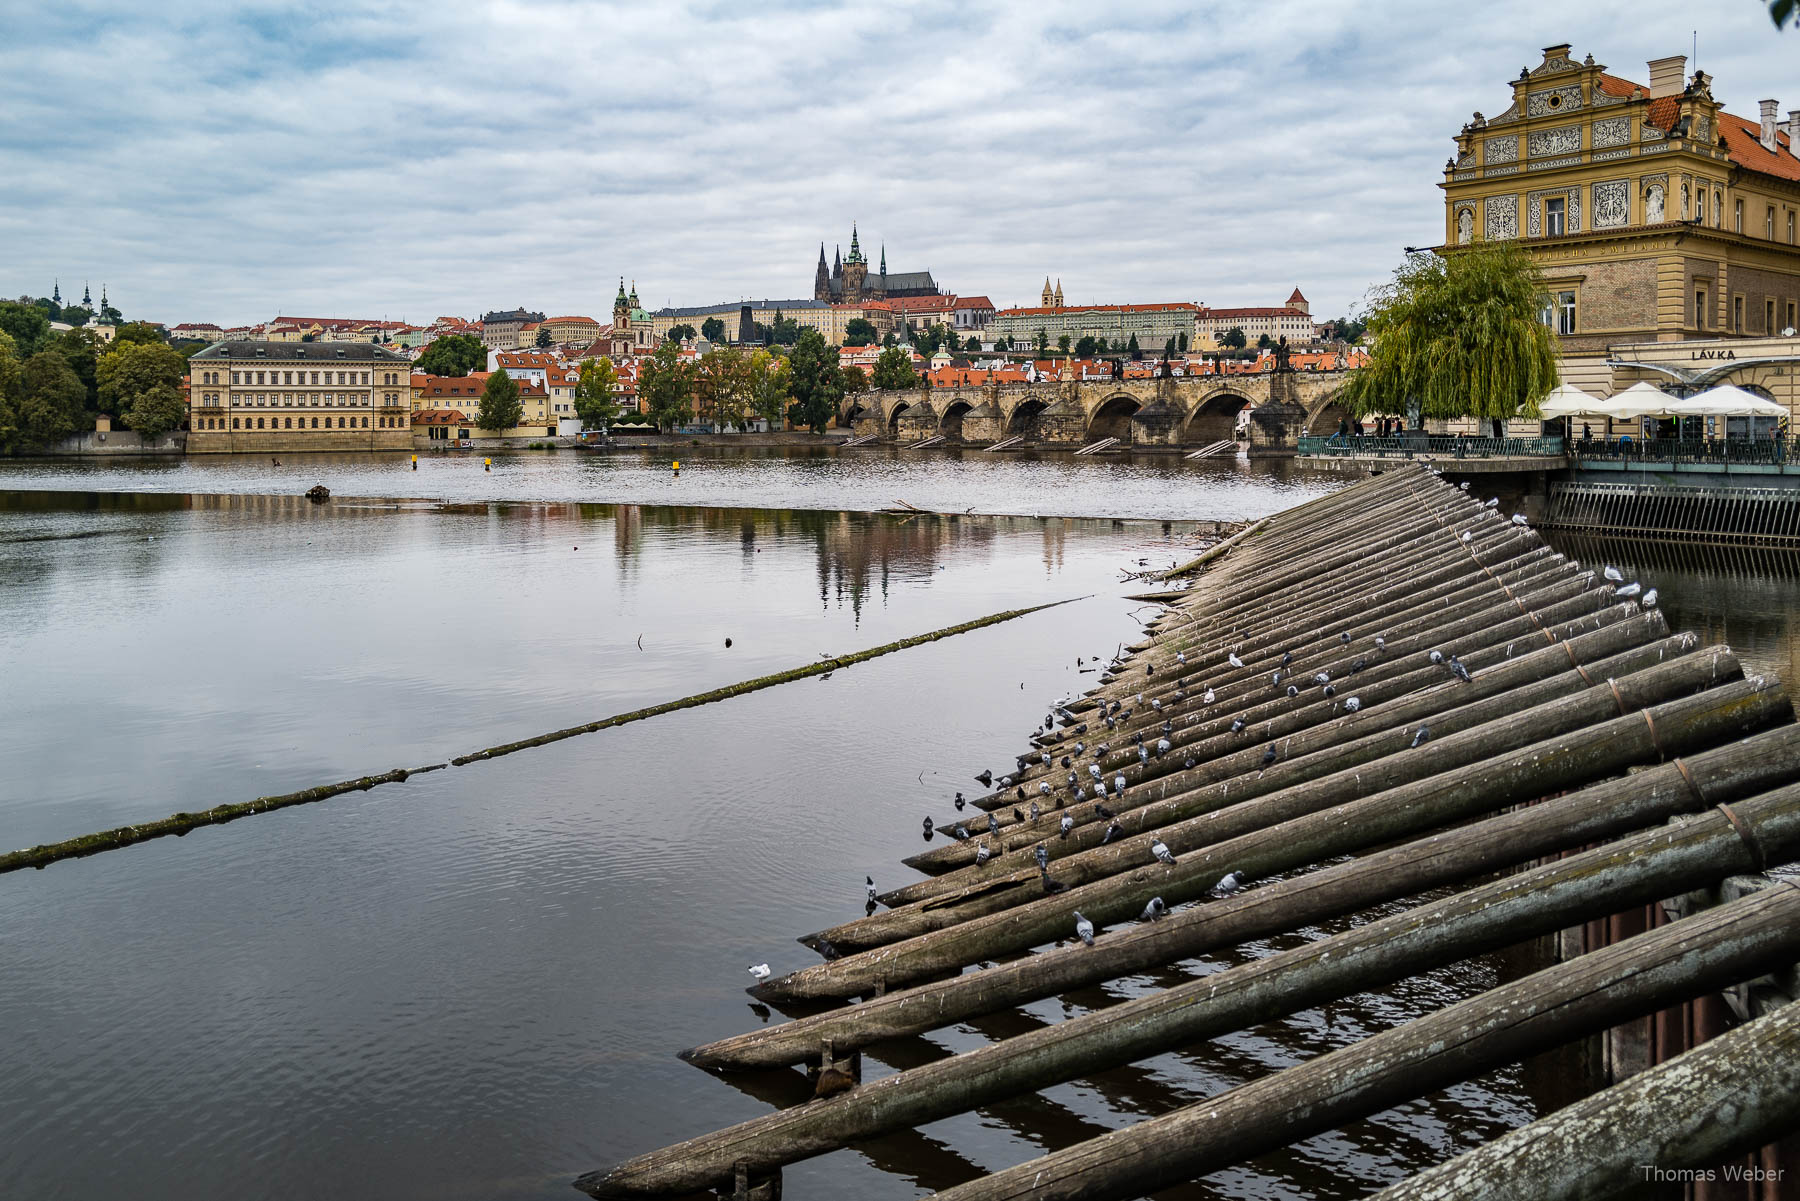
[3,1,1794,327]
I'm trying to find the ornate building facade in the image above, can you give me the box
[1441,43,1800,392]
[812,226,940,303]
[187,341,413,453]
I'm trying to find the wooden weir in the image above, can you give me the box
[1546,480,1800,546]
[579,464,1800,1201]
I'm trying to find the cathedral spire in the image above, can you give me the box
[82,281,92,307]
[615,277,628,306]
[834,245,842,276]
[847,223,864,265]
[879,245,887,276]
[52,280,61,305]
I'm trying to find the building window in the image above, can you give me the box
[1545,196,1566,236]
[1716,191,1724,227]
[1768,207,1777,239]
[1696,289,1708,329]
[1733,295,1744,332]
[1546,290,1576,335]
[1767,299,1778,334]
[1788,302,1797,334]
[1735,199,1744,232]
[361,416,368,428]
[232,418,240,429]
[256,417,264,429]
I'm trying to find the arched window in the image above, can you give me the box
[361,417,368,427]
[256,417,264,429]
[311,417,319,428]
[284,417,292,428]
[232,417,239,429]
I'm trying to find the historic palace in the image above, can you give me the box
[1441,43,1800,394]
[812,226,940,304]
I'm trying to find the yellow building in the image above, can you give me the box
[188,341,412,452]
[1441,43,1800,398]
[646,297,870,346]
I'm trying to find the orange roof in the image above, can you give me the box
[412,409,470,425]
[955,296,995,309]
[996,302,1199,317]
[1201,307,1310,319]
[1595,71,1800,183]
[544,316,599,326]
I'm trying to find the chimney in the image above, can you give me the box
[1761,99,1780,151]
[1648,55,1686,100]
[1789,110,1800,155]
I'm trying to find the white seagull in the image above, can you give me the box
[748,963,771,980]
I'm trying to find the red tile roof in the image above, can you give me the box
[1595,71,1800,182]
[996,302,1199,317]
[412,409,470,425]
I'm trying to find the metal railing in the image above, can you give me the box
[1571,436,1795,466]
[1297,434,1567,458]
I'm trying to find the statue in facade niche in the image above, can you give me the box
[1646,184,1664,223]
[1457,209,1474,244]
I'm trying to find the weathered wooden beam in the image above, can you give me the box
[584,784,1800,1198]
[1366,991,1800,1201]
[688,724,1800,1071]
[927,882,1800,1201]
[759,672,1784,1001]
[822,640,1722,950]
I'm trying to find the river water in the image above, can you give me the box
[2,449,1795,1201]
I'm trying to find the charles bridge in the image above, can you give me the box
[839,368,1354,454]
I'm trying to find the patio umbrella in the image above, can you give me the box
[1536,383,1602,417]
[1666,385,1789,418]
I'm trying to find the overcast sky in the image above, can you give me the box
[3,1,1794,327]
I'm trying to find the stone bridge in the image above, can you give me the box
[841,370,1354,455]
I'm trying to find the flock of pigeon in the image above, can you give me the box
[748,502,1660,979]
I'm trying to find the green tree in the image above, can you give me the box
[573,356,620,430]
[882,331,898,349]
[0,348,88,452]
[696,344,758,430]
[1325,315,1368,343]
[1034,327,1049,355]
[842,365,868,394]
[666,323,698,343]
[96,340,186,421]
[123,383,187,439]
[768,313,802,345]
[1057,333,1073,356]
[535,327,553,348]
[786,327,842,433]
[844,317,877,347]
[32,296,61,321]
[415,333,486,376]
[1340,242,1559,437]
[1074,335,1098,358]
[113,322,165,348]
[0,301,51,357]
[748,349,790,428]
[964,334,981,352]
[1220,327,1247,350]
[1127,333,1142,359]
[476,368,523,431]
[60,306,94,330]
[1095,336,1109,353]
[1164,336,1178,358]
[50,329,100,412]
[639,340,696,431]
[1178,332,1190,352]
[1772,0,1797,27]
[701,316,727,343]
[871,345,916,391]
[1257,333,1273,350]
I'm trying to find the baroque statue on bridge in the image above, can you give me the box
[1274,336,1292,373]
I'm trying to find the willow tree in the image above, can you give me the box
[1340,241,1559,437]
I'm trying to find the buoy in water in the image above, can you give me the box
[484,457,491,472]
[411,455,418,470]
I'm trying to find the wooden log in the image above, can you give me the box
[822,638,1719,950]
[1365,986,1800,1201]
[927,882,1800,1201]
[758,672,1786,1001]
[901,611,1666,884]
[689,724,1800,1071]
[585,788,1800,1198]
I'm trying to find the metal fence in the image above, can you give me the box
[1571,436,1796,466]
[1296,434,1567,458]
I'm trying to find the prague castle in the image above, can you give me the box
[812,225,941,304]
[1441,42,1800,392]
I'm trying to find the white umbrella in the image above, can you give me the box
[1604,381,1679,419]
[1536,383,1602,417]
[1668,385,1789,418]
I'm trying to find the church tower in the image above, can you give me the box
[842,224,868,303]
[1054,279,1064,308]
[613,277,630,329]
[1041,277,1054,307]
[814,244,831,301]
[52,280,61,307]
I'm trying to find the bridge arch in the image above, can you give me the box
[1184,390,1255,445]
[1005,398,1049,440]
[844,402,871,429]
[940,399,974,441]
[1305,391,1352,435]
[886,400,912,434]
[1087,394,1141,442]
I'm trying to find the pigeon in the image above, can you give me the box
[1228,651,1245,668]
[923,816,934,835]
[1512,514,1529,526]
[954,792,966,811]
[952,823,970,840]
[1286,684,1299,698]
[1095,779,1107,797]
[1351,658,1367,674]
[1073,786,1087,802]
[1262,744,1278,767]
[748,963,771,980]
[1412,726,1431,748]
[1428,649,1444,664]
[1156,738,1171,755]
[1340,631,1352,644]
[1459,481,1470,490]
[1040,750,1052,765]
[1114,775,1127,794]
[1203,686,1216,705]
[1272,670,1282,686]
[1039,780,1053,796]
[1184,755,1196,769]
[1041,870,1069,894]
[1161,720,1173,735]
[1074,741,1085,754]
[1150,838,1177,865]
[1073,911,1095,946]
[1603,564,1623,582]
[975,842,991,866]
[1030,801,1041,822]
[1643,588,1659,607]
[1139,896,1167,921]
[1060,814,1074,839]
[816,938,843,961]
[1095,801,1114,819]
[1484,497,1499,508]
[975,770,993,787]
[1323,684,1336,698]
[1617,581,1642,599]
[1176,651,1187,665]
[1461,531,1473,543]
[1281,651,1293,669]
[988,813,1000,834]
[1231,717,1247,734]
[1060,755,1071,769]
[1448,655,1472,683]
[1213,871,1242,895]
[1151,698,1163,712]
[1102,821,1123,844]
[1016,786,1026,801]
[1000,776,1013,788]
[1090,763,1104,781]
[1138,745,1151,765]
[1012,806,1025,823]
[1374,635,1386,654]
[866,875,877,902]
[1146,663,1156,676]
[1344,696,1362,712]
[1035,842,1049,872]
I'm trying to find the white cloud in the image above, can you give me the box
[1,0,1793,325]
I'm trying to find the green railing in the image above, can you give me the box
[1297,434,1568,458]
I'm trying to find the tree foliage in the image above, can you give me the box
[842,365,868,394]
[1339,243,1559,424]
[1,342,90,453]
[639,340,696,431]
[1324,315,1368,343]
[96,340,186,420]
[1127,333,1142,359]
[124,383,187,439]
[844,317,877,347]
[871,346,916,391]
[416,333,486,377]
[748,349,790,428]
[1074,335,1097,358]
[1034,327,1049,355]
[1773,0,1797,28]
[1219,327,1247,350]
[573,356,620,430]
[0,300,50,357]
[476,368,523,431]
[535,327,553,347]
[666,323,698,343]
[700,316,727,343]
[786,328,842,433]
[1057,333,1072,355]
[113,322,165,348]
[696,345,759,430]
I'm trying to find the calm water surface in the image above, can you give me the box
[3,454,1797,1201]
